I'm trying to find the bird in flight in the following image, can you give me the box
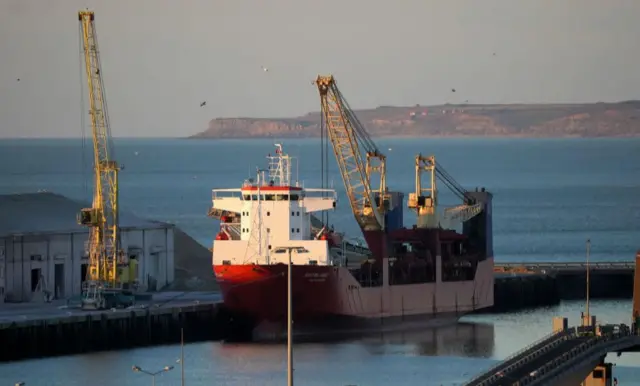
[200,101,206,107]
[261,66,269,72]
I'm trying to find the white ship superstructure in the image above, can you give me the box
[211,144,339,266]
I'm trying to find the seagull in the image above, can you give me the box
[200,101,206,107]
[261,66,269,72]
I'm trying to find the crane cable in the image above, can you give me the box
[320,97,326,225]
[333,85,379,154]
[78,23,88,200]
[92,22,117,161]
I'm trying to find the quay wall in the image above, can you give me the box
[490,268,634,313]
[0,268,634,362]
[0,302,247,363]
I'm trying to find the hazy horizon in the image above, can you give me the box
[2,0,639,138]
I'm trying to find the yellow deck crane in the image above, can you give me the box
[77,10,135,310]
[315,75,408,261]
[315,75,388,233]
[408,154,484,229]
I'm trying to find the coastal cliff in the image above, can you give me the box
[191,101,640,139]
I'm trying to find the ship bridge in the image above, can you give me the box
[211,144,341,266]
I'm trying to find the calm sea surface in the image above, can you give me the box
[0,137,639,384]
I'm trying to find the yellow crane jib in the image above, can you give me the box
[409,154,483,229]
[314,75,387,232]
[408,154,437,228]
[77,10,134,309]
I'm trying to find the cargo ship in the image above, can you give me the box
[210,144,494,336]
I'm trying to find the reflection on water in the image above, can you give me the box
[356,322,494,358]
[2,301,640,385]
[232,321,494,359]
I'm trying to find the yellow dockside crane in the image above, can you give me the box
[77,10,136,310]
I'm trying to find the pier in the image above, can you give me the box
[463,321,640,386]
[0,261,635,362]
[492,261,634,312]
[464,253,640,385]
[0,292,234,362]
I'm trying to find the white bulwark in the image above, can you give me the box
[212,144,338,266]
[0,192,175,304]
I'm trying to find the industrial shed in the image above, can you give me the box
[0,192,175,304]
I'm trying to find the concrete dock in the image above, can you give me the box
[0,292,234,362]
[0,262,635,362]
[491,261,634,312]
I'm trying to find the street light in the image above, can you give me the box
[273,246,309,386]
[132,365,174,386]
[586,239,591,326]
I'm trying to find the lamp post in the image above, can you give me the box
[180,327,185,386]
[586,239,591,325]
[273,246,308,386]
[132,365,174,386]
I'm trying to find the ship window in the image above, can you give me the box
[290,194,299,201]
[268,245,271,249]
[265,194,275,201]
[266,228,270,233]
[296,228,300,233]
[291,228,295,233]
[251,195,258,201]
[243,195,250,200]
[267,211,270,216]
[296,211,300,216]
[291,211,294,216]
[276,194,288,201]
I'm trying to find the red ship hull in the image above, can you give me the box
[213,256,495,337]
[214,263,340,323]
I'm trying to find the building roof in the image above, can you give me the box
[0,192,169,237]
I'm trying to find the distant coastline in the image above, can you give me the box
[190,101,640,139]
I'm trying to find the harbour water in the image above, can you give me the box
[1,137,640,384]
[1,300,639,385]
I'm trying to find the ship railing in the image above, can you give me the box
[302,188,338,200]
[495,261,635,271]
[211,188,243,200]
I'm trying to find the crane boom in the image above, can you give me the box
[77,10,123,301]
[315,75,386,232]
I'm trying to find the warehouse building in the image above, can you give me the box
[0,192,175,304]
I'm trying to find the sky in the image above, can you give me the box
[0,0,639,138]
